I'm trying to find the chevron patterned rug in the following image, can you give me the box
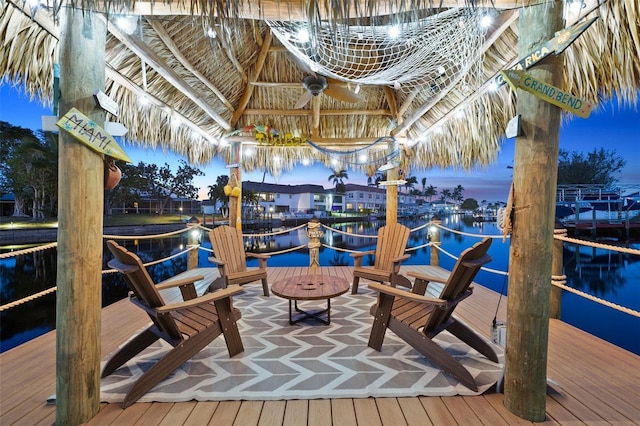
[99,283,503,403]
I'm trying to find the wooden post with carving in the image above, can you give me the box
[504,2,563,421]
[56,8,106,424]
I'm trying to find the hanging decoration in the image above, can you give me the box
[226,124,307,146]
[306,136,400,169]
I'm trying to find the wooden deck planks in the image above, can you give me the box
[330,398,358,426]
[257,400,286,426]
[1,266,639,425]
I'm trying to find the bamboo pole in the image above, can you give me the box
[55,7,106,424]
[504,1,563,421]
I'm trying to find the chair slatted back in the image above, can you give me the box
[209,226,248,275]
[424,237,492,332]
[106,240,183,339]
[373,223,410,271]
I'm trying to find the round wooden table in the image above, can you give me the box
[270,274,350,325]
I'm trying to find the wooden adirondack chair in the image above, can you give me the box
[208,225,270,296]
[350,222,411,294]
[367,237,499,391]
[103,240,244,408]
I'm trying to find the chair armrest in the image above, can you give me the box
[155,286,244,313]
[368,282,449,307]
[350,250,374,268]
[407,266,451,284]
[350,250,374,259]
[369,281,472,308]
[208,256,226,267]
[247,252,269,268]
[155,274,205,290]
[391,253,411,263]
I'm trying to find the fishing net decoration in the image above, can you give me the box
[267,7,488,95]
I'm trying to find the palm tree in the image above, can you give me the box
[452,184,465,204]
[440,188,452,205]
[421,177,427,193]
[403,175,418,194]
[425,185,437,202]
[328,169,349,193]
[208,175,229,213]
[242,189,260,219]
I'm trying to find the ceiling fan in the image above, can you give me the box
[294,75,363,109]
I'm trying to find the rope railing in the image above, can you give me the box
[434,222,508,239]
[3,220,638,319]
[0,245,196,312]
[103,227,189,240]
[0,242,58,259]
[554,234,640,256]
[551,274,640,317]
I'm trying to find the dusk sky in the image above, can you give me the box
[2,83,638,202]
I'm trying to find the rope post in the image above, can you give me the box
[551,223,566,319]
[429,216,441,266]
[186,218,201,270]
[306,217,324,274]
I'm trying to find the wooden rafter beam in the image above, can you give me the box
[8,0,216,141]
[227,136,406,147]
[392,9,518,137]
[147,18,234,112]
[230,28,273,127]
[105,66,215,142]
[215,32,248,85]
[242,108,392,116]
[105,17,232,130]
[122,1,543,20]
[415,0,600,138]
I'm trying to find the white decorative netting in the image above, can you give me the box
[267,7,488,94]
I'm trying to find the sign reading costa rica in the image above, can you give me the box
[493,17,597,88]
[56,108,131,162]
[500,69,594,118]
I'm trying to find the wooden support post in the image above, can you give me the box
[386,169,398,225]
[306,217,324,273]
[429,217,441,266]
[56,8,106,424]
[504,2,563,421]
[229,142,242,230]
[385,139,399,225]
[550,224,566,319]
[187,218,201,270]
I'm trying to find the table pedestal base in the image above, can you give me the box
[289,299,331,325]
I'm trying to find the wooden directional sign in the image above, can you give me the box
[494,17,597,87]
[93,90,119,116]
[56,108,132,162]
[501,70,594,118]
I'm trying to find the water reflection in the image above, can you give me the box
[1,218,638,355]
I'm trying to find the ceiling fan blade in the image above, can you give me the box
[294,90,313,109]
[324,84,363,103]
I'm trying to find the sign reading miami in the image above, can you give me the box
[56,108,131,162]
[500,69,593,118]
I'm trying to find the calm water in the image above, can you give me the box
[1,216,638,355]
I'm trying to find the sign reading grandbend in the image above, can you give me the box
[501,70,593,118]
[56,108,131,162]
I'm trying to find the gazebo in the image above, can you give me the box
[1,0,638,423]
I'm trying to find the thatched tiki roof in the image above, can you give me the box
[1,0,639,175]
